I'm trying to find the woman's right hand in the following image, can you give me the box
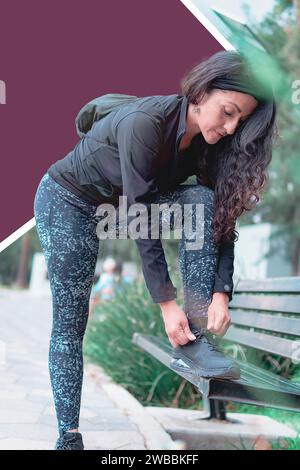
[159,300,197,348]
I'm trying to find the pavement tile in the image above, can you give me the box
[0,288,168,450]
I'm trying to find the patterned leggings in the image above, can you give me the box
[33,172,219,435]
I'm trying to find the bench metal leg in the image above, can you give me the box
[199,397,227,421]
[185,397,228,421]
[207,398,227,420]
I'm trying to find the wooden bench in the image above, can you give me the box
[132,277,300,420]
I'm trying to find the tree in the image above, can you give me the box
[0,228,41,287]
[240,0,300,274]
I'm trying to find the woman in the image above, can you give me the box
[34,50,277,450]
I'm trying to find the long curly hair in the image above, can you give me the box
[180,50,278,246]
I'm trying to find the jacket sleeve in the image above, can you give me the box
[212,238,235,302]
[116,110,177,303]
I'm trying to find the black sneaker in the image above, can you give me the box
[170,329,240,380]
[54,431,84,450]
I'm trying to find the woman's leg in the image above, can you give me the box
[150,184,240,380]
[153,183,219,333]
[34,174,100,436]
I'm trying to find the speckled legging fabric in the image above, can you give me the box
[33,172,219,435]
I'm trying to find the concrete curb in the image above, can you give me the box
[145,406,298,450]
[85,363,186,450]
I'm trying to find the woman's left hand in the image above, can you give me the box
[207,292,231,336]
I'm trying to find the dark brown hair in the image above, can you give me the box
[180,50,277,246]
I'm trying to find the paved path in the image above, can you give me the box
[0,288,173,450]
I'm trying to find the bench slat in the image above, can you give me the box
[230,309,300,336]
[234,277,300,293]
[230,294,300,314]
[132,333,300,412]
[224,326,300,359]
[208,379,300,411]
[132,332,211,395]
[133,334,300,392]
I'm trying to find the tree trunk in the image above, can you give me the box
[15,233,30,288]
[291,238,300,275]
[294,0,300,25]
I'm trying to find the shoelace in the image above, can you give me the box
[201,334,222,353]
[191,330,222,353]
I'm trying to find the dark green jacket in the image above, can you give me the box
[48,94,234,304]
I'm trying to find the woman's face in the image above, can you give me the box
[193,89,258,144]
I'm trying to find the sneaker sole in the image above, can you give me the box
[170,355,240,380]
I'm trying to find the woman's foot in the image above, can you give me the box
[170,329,240,380]
[54,431,84,450]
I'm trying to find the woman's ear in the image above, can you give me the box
[195,89,211,106]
